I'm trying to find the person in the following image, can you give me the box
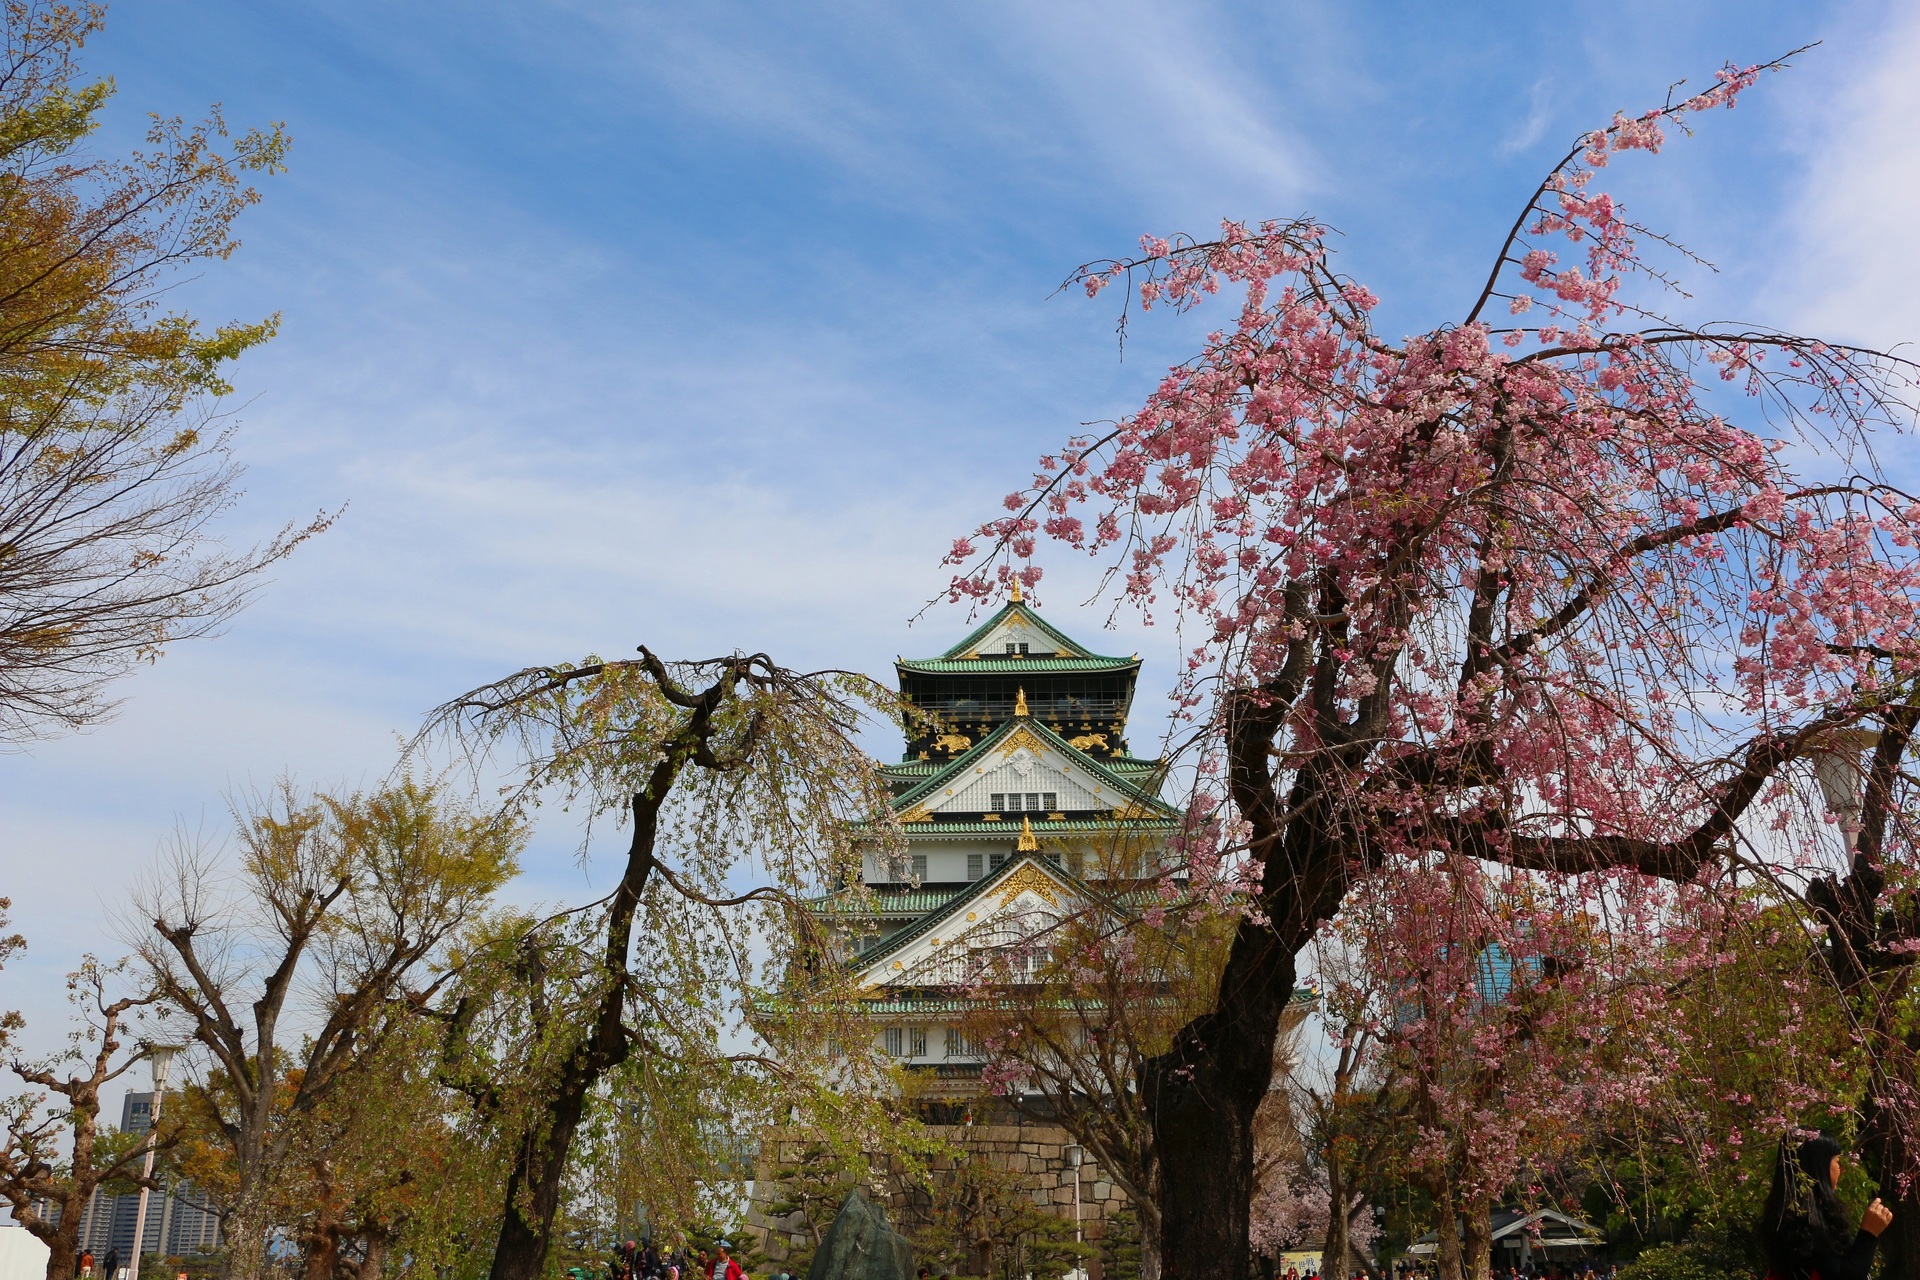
[102,1248,118,1280]
[711,1243,744,1280]
[1761,1130,1894,1280]
[78,1251,93,1279]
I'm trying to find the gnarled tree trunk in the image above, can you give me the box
[1461,1199,1491,1280]
[1143,931,1297,1280]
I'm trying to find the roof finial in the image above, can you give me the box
[1017,814,1039,852]
[1009,576,1023,605]
[1014,687,1029,717]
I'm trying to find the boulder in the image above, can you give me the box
[806,1188,914,1280]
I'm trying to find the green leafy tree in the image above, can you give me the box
[422,649,911,1280]
[1101,1204,1145,1280]
[135,777,520,1280]
[0,1,327,742]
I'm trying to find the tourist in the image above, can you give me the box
[1760,1130,1893,1280]
[711,1242,744,1280]
[78,1252,93,1279]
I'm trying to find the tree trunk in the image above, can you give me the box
[1142,927,1296,1280]
[223,1194,272,1280]
[1431,1178,1463,1280]
[301,1222,342,1280]
[487,1010,623,1280]
[1147,680,1349,1280]
[487,784,668,1280]
[1323,1154,1350,1280]
[36,1205,80,1280]
[1460,1199,1491,1280]
[356,1225,391,1280]
[1139,1209,1163,1280]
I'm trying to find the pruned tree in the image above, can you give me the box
[948,49,1920,1280]
[133,778,519,1280]
[0,1,328,742]
[0,955,166,1280]
[420,648,909,1280]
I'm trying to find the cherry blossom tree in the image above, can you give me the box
[949,51,1920,1280]
[1331,862,1711,1280]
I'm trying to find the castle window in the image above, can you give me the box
[1004,642,1029,655]
[945,1027,980,1058]
[990,793,1004,811]
[909,1027,928,1057]
[989,852,1007,872]
[967,853,984,880]
[884,1027,903,1056]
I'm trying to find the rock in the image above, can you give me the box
[806,1188,914,1280]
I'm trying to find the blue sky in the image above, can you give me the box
[4,0,1918,1045]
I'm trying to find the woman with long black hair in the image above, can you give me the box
[1761,1131,1894,1280]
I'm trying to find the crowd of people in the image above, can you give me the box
[562,1131,1892,1280]
[1279,1256,1617,1280]
[571,1238,791,1280]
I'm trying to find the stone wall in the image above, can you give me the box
[750,1123,1131,1268]
[897,1124,1127,1219]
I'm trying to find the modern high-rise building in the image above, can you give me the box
[75,1093,221,1266]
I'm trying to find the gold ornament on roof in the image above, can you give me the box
[1014,687,1029,717]
[997,862,1061,908]
[1017,814,1039,852]
[1009,577,1023,604]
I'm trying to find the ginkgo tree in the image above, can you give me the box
[951,51,1920,1280]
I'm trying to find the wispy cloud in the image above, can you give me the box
[1774,5,1920,353]
[1501,78,1555,155]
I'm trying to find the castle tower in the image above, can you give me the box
[815,592,1181,1106]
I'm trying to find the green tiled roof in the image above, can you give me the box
[881,760,942,778]
[851,996,977,1016]
[897,818,1177,836]
[853,851,1078,970]
[890,715,1180,819]
[853,989,1320,1017]
[897,655,1140,674]
[924,602,1131,663]
[809,887,969,916]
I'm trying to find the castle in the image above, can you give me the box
[755,591,1309,1274]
